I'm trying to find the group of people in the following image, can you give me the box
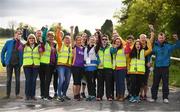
[1,23,180,104]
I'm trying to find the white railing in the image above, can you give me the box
[152,55,180,61]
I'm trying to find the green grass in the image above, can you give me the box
[169,61,180,87]
[0,38,7,73]
[149,60,180,87]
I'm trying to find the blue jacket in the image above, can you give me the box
[152,40,180,67]
[1,39,23,66]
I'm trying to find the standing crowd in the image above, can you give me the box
[1,24,180,104]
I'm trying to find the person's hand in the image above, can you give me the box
[172,34,179,40]
[2,63,6,67]
[147,62,152,67]
[149,24,154,32]
[95,28,100,32]
[39,37,43,42]
[58,22,61,26]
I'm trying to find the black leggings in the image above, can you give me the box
[129,74,143,96]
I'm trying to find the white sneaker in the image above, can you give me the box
[163,99,169,103]
[148,98,156,102]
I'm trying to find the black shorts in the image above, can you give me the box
[71,66,84,85]
[142,67,150,86]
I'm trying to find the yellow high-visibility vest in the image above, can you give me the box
[40,43,51,64]
[23,45,40,66]
[98,46,112,69]
[57,44,72,65]
[129,50,145,73]
[115,49,126,67]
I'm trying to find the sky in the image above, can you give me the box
[0,0,123,33]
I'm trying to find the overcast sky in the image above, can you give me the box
[0,0,122,33]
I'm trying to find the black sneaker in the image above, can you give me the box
[47,96,53,100]
[63,96,71,100]
[41,96,45,99]
[81,92,86,98]
[57,97,65,102]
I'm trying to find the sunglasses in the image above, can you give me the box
[102,39,108,41]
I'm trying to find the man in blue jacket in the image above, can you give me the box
[150,33,180,103]
[1,30,23,99]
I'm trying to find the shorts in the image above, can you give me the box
[71,66,84,85]
[142,67,150,86]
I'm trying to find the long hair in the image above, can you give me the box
[112,37,123,50]
[130,40,143,59]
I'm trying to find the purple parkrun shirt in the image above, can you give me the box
[72,46,84,67]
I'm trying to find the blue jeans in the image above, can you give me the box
[23,67,38,97]
[57,66,71,97]
[114,69,126,96]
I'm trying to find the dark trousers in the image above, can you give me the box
[23,67,38,97]
[115,69,126,96]
[53,69,58,94]
[39,63,53,98]
[151,67,169,100]
[6,65,21,96]
[130,74,143,96]
[85,71,97,96]
[97,69,113,99]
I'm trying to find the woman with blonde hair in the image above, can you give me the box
[56,24,72,102]
[23,34,41,100]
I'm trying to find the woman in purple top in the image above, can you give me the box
[72,36,84,101]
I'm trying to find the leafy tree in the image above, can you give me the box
[84,29,91,37]
[101,19,113,39]
[114,0,180,38]
[73,26,79,39]
[114,0,180,56]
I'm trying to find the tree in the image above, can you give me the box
[0,27,12,37]
[73,26,79,39]
[114,0,180,38]
[84,29,91,37]
[114,0,180,57]
[8,20,17,36]
[101,19,113,39]
[62,29,69,36]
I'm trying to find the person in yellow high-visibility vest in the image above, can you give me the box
[56,24,72,102]
[39,31,57,100]
[127,39,152,103]
[113,31,135,100]
[139,25,155,101]
[23,34,41,100]
[112,37,131,102]
[96,34,115,101]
